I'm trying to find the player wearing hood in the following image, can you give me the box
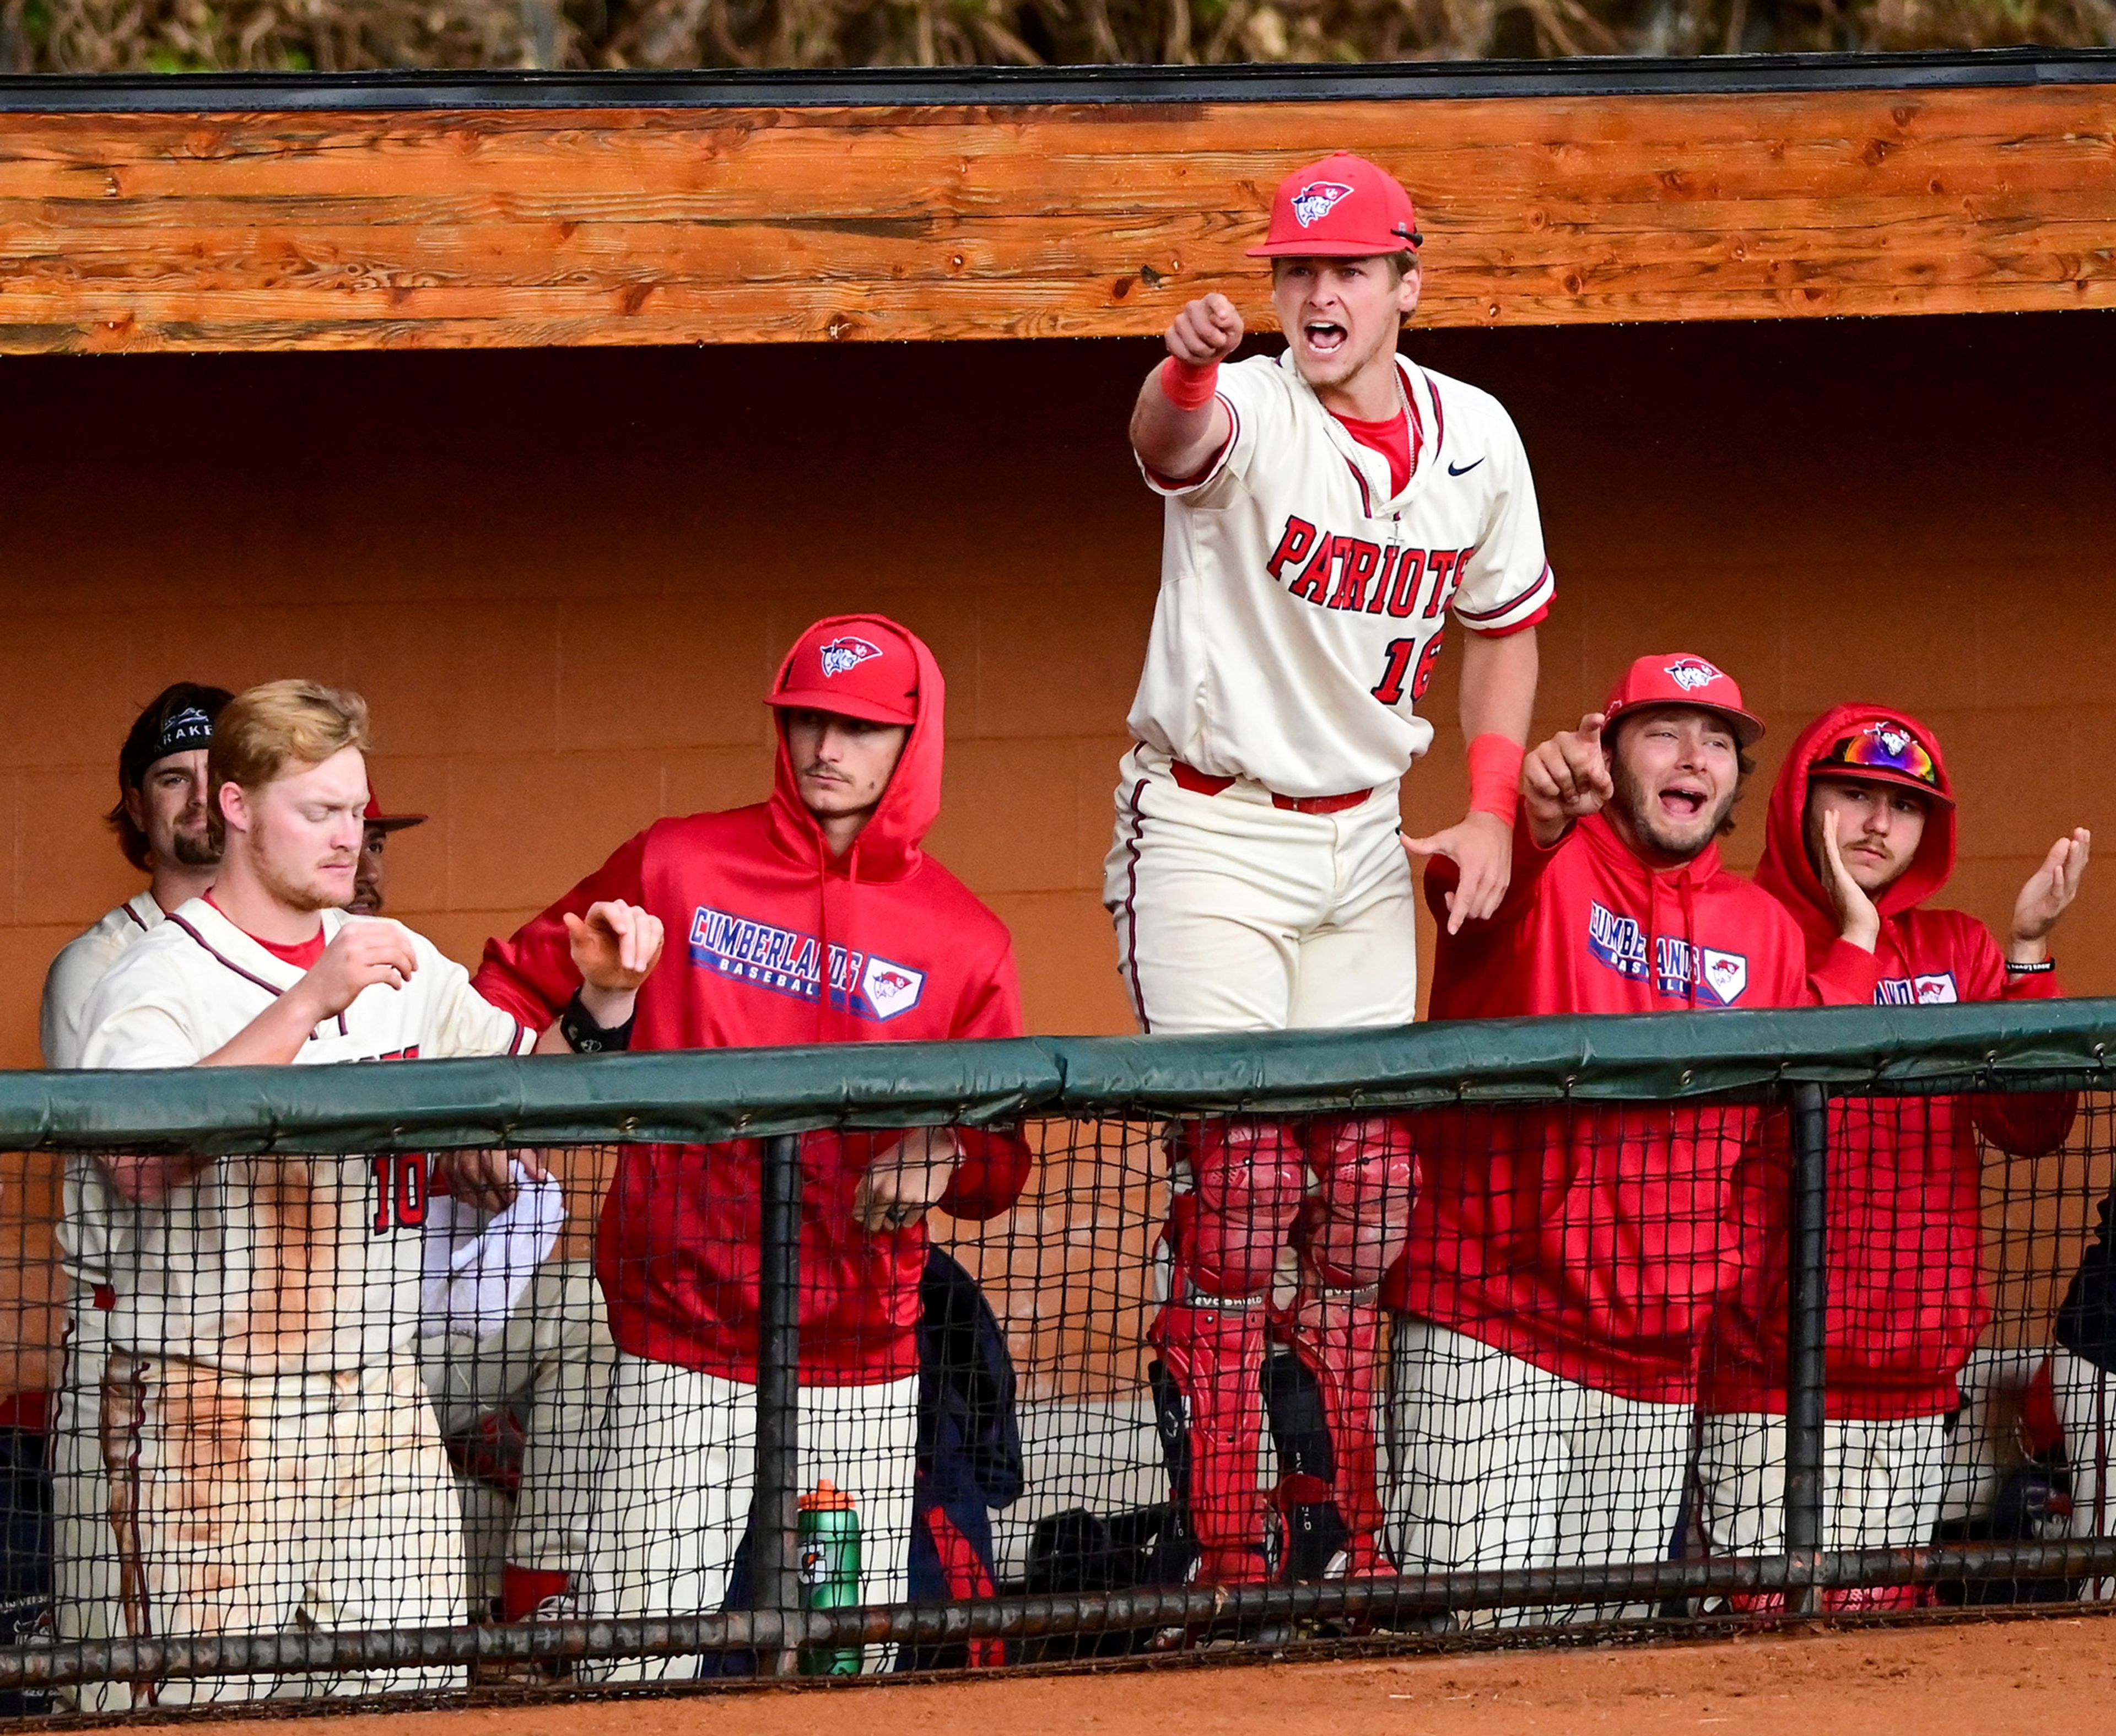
[1383,654,1881,1625]
[1698,705,2087,1606]
[474,616,1030,1674]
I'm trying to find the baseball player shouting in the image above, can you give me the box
[1385,655,1879,1624]
[41,682,230,1713]
[75,681,661,1703]
[1105,152,1548,1586]
[1701,705,2087,1606]
[475,615,1032,1675]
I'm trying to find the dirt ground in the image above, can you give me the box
[123,1615,2116,1736]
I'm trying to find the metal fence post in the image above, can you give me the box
[1785,1082,1830,1618]
[754,1133,804,1676]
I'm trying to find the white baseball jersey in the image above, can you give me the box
[76,898,535,1375]
[1129,351,1553,799]
[42,890,163,1070]
[43,891,166,1319]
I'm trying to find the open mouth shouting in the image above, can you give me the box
[1658,781,1710,825]
[1302,317,1350,358]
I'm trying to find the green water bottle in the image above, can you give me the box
[797,1479,863,1676]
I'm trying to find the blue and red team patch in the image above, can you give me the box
[1662,656,1728,694]
[1877,972,1959,1005]
[819,636,883,678]
[1586,901,1748,1005]
[688,904,926,1021]
[1291,180,1353,227]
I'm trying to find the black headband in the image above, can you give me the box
[150,705,215,763]
[120,684,233,790]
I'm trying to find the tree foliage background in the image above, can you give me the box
[2,0,2112,74]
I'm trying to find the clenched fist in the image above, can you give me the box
[1165,293,1245,366]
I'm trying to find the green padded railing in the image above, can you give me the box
[4,996,2113,1153]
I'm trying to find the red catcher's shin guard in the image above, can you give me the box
[1172,1119,1309,1299]
[1297,1115,1418,1291]
[1270,1275,1390,1575]
[1152,1120,1312,1586]
[1149,1297,1275,1586]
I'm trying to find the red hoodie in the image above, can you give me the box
[1702,703,2075,1421]
[474,615,1029,1386]
[1384,807,1876,1403]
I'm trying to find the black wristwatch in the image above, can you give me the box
[559,989,636,1053]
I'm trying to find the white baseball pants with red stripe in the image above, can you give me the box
[1102,744,1419,1035]
[99,1354,466,1704]
[51,1301,128,1712]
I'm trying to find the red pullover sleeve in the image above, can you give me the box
[472,828,654,1032]
[937,931,1032,1221]
[1807,937,1882,1006]
[1957,919,2079,1156]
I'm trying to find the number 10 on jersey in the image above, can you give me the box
[370,1153,429,1234]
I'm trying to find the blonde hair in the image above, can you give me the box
[208,680,370,848]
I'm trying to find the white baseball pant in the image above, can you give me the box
[1383,1319,1693,1626]
[419,1258,615,1602]
[586,1354,917,1680]
[51,1301,127,1713]
[2047,1347,2116,1599]
[1694,1410,1950,1560]
[1103,743,1419,1035]
[99,1355,465,1704]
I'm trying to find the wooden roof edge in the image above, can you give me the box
[4,45,2116,116]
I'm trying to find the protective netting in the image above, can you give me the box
[0,1039,2113,1709]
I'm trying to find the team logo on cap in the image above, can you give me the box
[1291,180,1354,228]
[1663,657,1725,693]
[818,636,882,678]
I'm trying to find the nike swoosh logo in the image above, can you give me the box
[1448,457,1485,476]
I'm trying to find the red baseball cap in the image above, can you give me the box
[766,618,920,726]
[1602,654,1766,749]
[1806,714,1953,807]
[363,779,427,834]
[1247,152,1422,258]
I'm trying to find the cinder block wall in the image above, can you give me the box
[0,314,2109,1068]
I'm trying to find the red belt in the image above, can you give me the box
[1170,759,1373,816]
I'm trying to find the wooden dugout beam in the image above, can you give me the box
[1,52,2113,354]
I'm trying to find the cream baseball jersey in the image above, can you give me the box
[42,891,167,1309]
[42,891,164,1070]
[1129,351,1554,799]
[77,899,535,1375]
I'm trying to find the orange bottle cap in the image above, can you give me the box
[798,1478,856,1512]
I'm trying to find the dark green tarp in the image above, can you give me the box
[3,998,2112,1154]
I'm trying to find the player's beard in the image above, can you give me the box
[251,822,354,913]
[1609,756,1736,865]
[167,816,220,869]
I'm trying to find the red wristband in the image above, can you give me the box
[1159,355,1221,411]
[1466,733,1525,824]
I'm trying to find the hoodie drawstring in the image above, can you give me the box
[1678,873,1699,1007]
